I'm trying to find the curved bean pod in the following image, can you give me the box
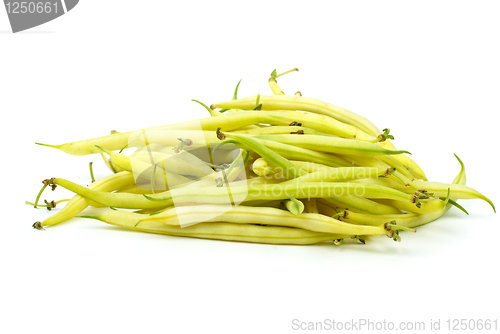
[379,140,428,181]
[255,139,352,167]
[303,198,319,214]
[115,184,155,195]
[36,171,136,227]
[318,197,402,215]
[254,134,410,157]
[217,133,307,179]
[131,150,214,178]
[377,155,416,181]
[233,125,336,137]
[410,181,494,212]
[287,160,335,173]
[352,175,495,212]
[97,146,193,189]
[36,112,279,156]
[139,205,390,236]
[47,151,248,210]
[340,154,415,189]
[264,111,378,141]
[339,210,445,229]
[49,178,171,209]
[282,166,393,184]
[211,95,381,138]
[82,210,344,245]
[340,155,469,228]
[146,182,417,206]
[38,108,375,157]
[269,77,285,95]
[373,198,447,215]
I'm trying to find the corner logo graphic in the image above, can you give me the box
[4,0,78,33]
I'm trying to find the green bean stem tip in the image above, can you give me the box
[232,79,242,100]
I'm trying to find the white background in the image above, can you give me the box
[1,1,499,333]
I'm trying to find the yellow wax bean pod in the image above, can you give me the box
[115,184,155,195]
[352,174,494,212]
[411,181,494,212]
[145,182,418,208]
[138,205,394,237]
[131,150,214,178]
[254,134,410,157]
[264,111,377,141]
[34,171,135,228]
[316,200,340,216]
[340,154,415,189]
[35,112,279,156]
[269,77,285,95]
[255,139,353,168]
[96,146,193,190]
[379,140,428,181]
[42,177,172,209]
[283,166,395,184]
[290,160,335,173]
[233,125,336,137]
[303,199,319,214]
[377,155,416,181]
[81,209,345,245]
[374,198,447,215]
[211,95,381,139]
[268,68,298,95]
[319,197,402,215]
[100,152,125,173]
[339,155,470,229]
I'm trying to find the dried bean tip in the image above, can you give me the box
[216,128,226,140]
[173,138,193,153]
[392,231,402,242]
[378,128,395,142]
[215,177,224,187]
[352,235,365,244]
[333,239,343,246]
[42,178,57,191]
[384,220,398,231]
[290,130,305,135]
[32,222,44,230]
[385,167,397,176]
[43,199,56,211]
